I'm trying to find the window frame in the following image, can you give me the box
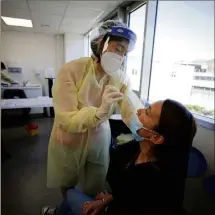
[126,0,214,130]
[125,1,147,97]
[139,0,158,102]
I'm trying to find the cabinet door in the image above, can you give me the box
[24,88,43,114]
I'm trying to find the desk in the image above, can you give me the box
[1,97,53,109]
[1,86,41,90]
[1,85,43,114]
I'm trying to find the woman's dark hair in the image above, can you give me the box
[152,99,197,211]
[153,99,197,165]
[1,62,6,70]
[158,99,196,144]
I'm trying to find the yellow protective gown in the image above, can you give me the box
[47,57,136,195]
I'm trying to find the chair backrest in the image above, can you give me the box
[109,118,131,139]
[187,147,207,178]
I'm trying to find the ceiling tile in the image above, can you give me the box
[69,1,120,11]
[60,19,92,34]
[1,0,122,34]
[33,26,57,34]
[2,0,29,11]
[31,12,62,33]
[2,9,31,20]
[28,1,68,16]
[64,6,103,22]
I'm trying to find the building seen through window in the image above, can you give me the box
[149,1,214,118]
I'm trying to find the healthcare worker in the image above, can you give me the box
[1,62,17,85]
[47,20,140,197]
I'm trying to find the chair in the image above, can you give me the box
[109,116,131,139]
[187,147,207,178]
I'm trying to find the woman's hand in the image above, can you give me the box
[82,200,105,215]
[95,192,106,200]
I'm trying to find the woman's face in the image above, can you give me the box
[106,40,129,57]
[137,101,164,131]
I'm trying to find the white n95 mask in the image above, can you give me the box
[101,52,123,76]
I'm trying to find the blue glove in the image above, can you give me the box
[130,114,144,142]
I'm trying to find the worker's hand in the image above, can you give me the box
[96,85,124,119]
[82,200,105,215]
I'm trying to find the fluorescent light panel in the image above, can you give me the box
[1,16,33,28]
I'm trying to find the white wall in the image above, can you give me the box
[55,34,65,73]
[1,31,64,96]
[64,33,84,63]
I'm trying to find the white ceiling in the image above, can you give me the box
[1,0,122,35]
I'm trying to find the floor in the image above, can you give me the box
[184,176,215,214]
[2,118,215,215]
[2,118,61,215]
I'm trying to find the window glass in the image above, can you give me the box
[126,5,146,91]
[149,1,214,118]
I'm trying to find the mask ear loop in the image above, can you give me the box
[102,37,110,54]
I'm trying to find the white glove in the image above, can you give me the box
[96,85,124,119]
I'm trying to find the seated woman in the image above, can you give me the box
[44,99,197,215]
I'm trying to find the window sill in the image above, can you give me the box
[192,113,214,131]
[143,100,214,131]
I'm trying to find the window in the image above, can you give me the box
[148,1,214,119]
[126,4,146,92]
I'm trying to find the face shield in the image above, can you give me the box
[98,26,137,80]
[90,20,137,58]
[105,26,137,52]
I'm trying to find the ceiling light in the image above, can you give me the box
[1,16,33,28]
